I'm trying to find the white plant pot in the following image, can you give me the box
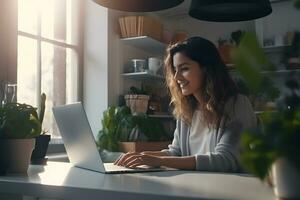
[124,94,149,115]
[272,158,300,199]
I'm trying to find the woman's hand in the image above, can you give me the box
[114,152,162,169]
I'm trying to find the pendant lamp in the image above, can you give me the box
[92,0,184,12]
[189,0,272,22]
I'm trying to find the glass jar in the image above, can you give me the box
[1,82,17,106]
[131,59,147,72]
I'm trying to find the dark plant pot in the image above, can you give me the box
[0,139,35,175]
[31,135,51,165]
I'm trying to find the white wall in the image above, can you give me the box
[262,1,300,41]
[175,17,255,45]
[0,0,17,82]
[83,0,109,137]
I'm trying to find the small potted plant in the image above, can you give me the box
[233,32,300,199]
[240,80,300,198]
[0,103,41,174]
[124,86,150,115]
[31,93,51,165]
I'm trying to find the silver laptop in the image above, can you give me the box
[52,102,166,174]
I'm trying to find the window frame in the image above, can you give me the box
[17,0,84,149]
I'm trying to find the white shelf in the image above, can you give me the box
[229,68,300,75]
[262,45,290,53]
[255,110,277,114]
[270,0,291,3]
[122,71,164,81]
[260,69,300,74]
[121,36,166,55]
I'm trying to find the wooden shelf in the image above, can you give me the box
[148,114,173,119]
[121,71,164,81]
[121,36,166,55]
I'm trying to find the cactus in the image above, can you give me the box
[38,93,46,134]
[38,93,46,124]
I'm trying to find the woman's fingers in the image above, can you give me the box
[115,153,162,169]
[114,153,125,164]
[124,155,144,166]
[125,157,143,168]
[114,152,139,166]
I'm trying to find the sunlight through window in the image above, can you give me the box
[17,0,81,141]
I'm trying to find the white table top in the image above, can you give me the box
[0,161,275,200]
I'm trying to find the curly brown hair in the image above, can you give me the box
[165,37,238,127]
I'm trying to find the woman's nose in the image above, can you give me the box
[173,70,180,80]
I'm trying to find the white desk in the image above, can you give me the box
[0,161,275,200]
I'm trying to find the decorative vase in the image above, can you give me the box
[31,134,51,165]
[0,139,35,174]
[272,157,300,199]
[218,44,234,64]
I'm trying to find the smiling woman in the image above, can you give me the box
[115,37,257,172]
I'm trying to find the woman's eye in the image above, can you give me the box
[181,67,189,71]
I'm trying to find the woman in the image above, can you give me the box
[115,37,257,172]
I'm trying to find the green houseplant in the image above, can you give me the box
[232,32,300,198]
[0,103,41,174]
[97,106,171,152]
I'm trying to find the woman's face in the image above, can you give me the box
[173,52,204,97]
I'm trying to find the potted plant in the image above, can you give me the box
[0,103,41,174]
[218,30,245,68]
[97,106,171,153]
[217,37,234,65]
[124,86,150,115]
[30,93,51,165]
[232,32,300,199]
[118,113,172,153]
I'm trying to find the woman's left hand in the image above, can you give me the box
[114,152,162,169]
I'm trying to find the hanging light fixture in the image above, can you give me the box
[92,0,184,12]
[189,0,272,22]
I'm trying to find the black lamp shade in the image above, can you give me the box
[93,0,184,12]
[189,0,272,22]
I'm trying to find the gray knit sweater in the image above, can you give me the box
[162,94,257,172]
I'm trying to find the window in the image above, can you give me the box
[17,0,82,143]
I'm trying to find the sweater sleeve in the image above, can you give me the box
[161,120,182,156]
[195,95,257,172]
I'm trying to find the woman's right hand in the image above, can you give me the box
[114,152,162,168]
